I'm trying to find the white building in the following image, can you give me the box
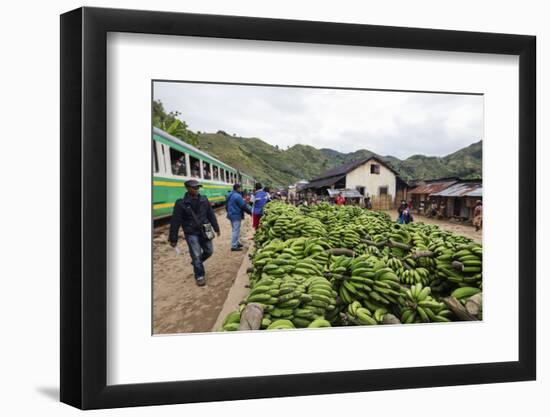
[305,156,399,201]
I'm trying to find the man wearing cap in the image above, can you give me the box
[225,183,252,251]
[169,179,221,286]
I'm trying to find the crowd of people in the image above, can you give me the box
[168,181,281,286]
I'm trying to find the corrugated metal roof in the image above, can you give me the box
[430,182,482,197]
[466,186,483,198]
[304,175,345,189]
[408,180,457,195]
[327,189,364,198]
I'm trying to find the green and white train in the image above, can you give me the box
[153,127,255,219]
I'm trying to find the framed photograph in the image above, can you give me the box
[60,7,536,410]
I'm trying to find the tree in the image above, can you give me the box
[152,100,199,146]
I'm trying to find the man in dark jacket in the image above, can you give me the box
[226,183,252,251]
[169,180,221,286]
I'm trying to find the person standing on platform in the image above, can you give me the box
[251,183,269,230]
[226,183,252,251]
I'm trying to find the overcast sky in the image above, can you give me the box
[154,82,483,159]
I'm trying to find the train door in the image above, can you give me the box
[159,143,170,175]
[152,141,159,174]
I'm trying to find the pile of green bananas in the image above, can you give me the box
[223,201,483,331]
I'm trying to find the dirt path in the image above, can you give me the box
[153,211,253,334]
[382,210,482,244]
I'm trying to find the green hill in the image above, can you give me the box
[195,131,482,187]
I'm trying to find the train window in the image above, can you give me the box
[203,161,212,180]
[169,148,187,176]
[213,166,219,181]
[190,156,201,178]
[222,169,227,183]
[153,141,159,173]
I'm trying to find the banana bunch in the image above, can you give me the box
[237,273,338,329]
[251,237,330,284]
[346,301,377,325]
[451,286,481,300]
[338,257,402,307]
[365,245,382,257]
[327,254,353,278]
[453,244,482,288]
[399,266,431,286]
[435,243,482,288]
[388,227,411,245]
[221,309,242,331]
[398,283,453,323]
[386,257,403,271]
[346,300,389,325]
[297,276,339,326]
[327,224,362,249]
[265,214,327,241]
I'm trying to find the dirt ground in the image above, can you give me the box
[153,211,253,334]
[382,209,482,243]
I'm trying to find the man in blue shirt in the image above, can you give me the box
[226,183,252,251]
[251,182,270,230]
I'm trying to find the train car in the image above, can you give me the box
[153,127,255,219]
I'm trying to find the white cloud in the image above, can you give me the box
[153,82,483,159]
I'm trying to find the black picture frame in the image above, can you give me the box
[60,6,536,410]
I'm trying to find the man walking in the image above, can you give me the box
[251,182,270,230]
[169,180,220,286]
[226,183,252,251]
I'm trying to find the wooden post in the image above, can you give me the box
[411,250,435,259]
[451,261,464,272]
[238,303,264,330]
[361,239,411,251]
[325,248,356,257]
[465,293,483,316]
[382,313,401,324]
[441,296,479,321]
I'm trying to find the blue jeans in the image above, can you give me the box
[184,234,213,280]
[231,219,241,249]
